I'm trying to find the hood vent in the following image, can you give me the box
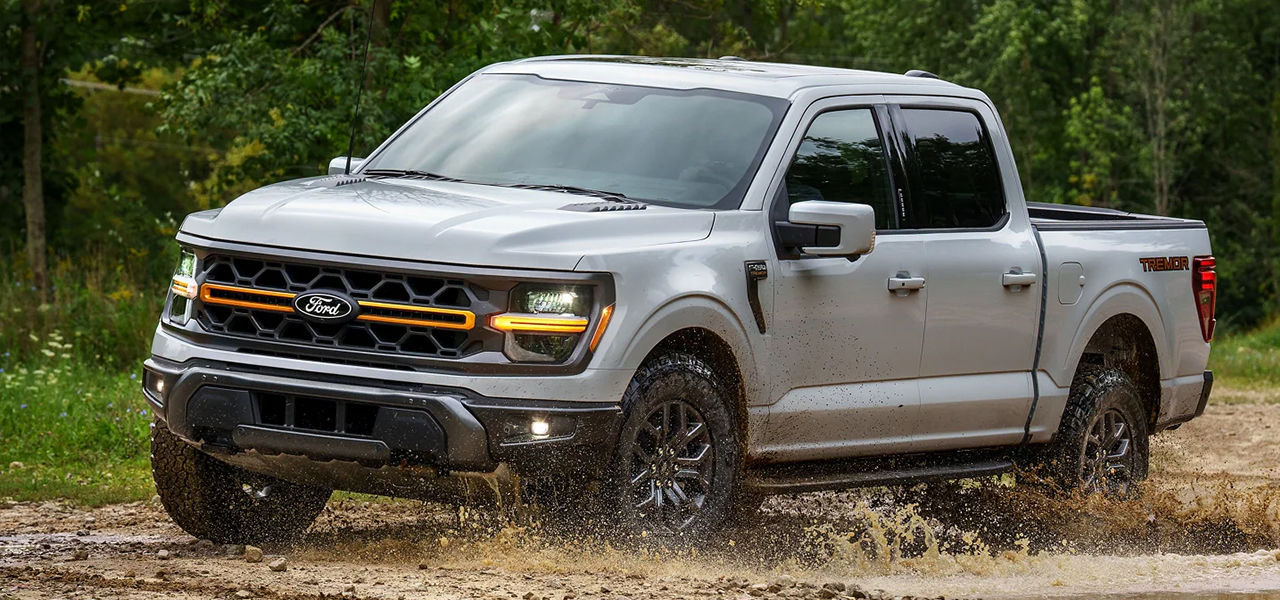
[306,175,367,188]
[560,201,648,213]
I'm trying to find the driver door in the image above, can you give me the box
[759,101,927,461]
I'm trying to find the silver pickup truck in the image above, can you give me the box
[143,56,1215,543]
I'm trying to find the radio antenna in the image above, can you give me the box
[344,0,377,174]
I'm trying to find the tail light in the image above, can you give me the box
[1192,256,1216,342]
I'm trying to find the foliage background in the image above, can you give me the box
[1,0,1278,364]
[0,0,1278,505]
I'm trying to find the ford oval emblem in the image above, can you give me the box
[292,290,358,324]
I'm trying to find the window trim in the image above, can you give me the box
[765,100,904,259]
[886,104,1011,234]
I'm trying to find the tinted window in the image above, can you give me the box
[900,109,1005,229]
[362,74,787,209]
[783,109,896,230]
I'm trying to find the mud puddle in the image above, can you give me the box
[3,399,1279,599]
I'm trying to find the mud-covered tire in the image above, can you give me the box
[150,421,331,544]
[602,353,743,539]
[1038,366,1149,496]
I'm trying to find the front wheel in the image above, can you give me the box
[603,353,743,538]
[151,421,331,544]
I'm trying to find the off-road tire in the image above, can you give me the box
[1039,366,1149,497]
[151,421,331,544]
[603,353,743,539]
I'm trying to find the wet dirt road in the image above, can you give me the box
[3,397,1280,600]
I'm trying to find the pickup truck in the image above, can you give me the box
[143,56,1216,543]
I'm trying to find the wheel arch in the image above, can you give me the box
[613,294,759,443]
[1057,282,1171,385]
[1074,314,1162,426]
[1058,282,1166,428]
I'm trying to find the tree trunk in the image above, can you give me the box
[21,0,49,303]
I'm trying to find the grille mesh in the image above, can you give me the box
[196,254,485,359]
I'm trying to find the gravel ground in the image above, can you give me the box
[3,397,1280,600]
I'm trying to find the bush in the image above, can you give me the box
[0,252,167,370]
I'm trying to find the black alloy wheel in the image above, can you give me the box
[627,399,716,532]
[1079,407,1136,494]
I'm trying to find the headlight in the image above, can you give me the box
[490,283,593,363]
[168,248,198,325]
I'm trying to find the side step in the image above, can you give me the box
[743,452,1014,495]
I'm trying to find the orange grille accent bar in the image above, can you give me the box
[200,283,295,313]
[198,283,476,330]
[356,300,475,331]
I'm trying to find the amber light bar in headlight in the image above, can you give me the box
[489,313,589,334]
[170,275,198,299]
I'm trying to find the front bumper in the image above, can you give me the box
[143,356,623,496]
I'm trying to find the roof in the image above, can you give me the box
[484,55,967,100]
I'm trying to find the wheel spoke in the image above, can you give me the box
[661,403,672,442]
[1110,419,1127,446]
[1107,438,1131,461]
[630,466,653,487]
[635,483,657,510]
[670,482,694,506]
[676,422,705,451]
[678,404,689,440]
[676,443,710,466]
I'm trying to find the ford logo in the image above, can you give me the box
[292,291,358,323]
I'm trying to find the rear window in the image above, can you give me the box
[899,109,1006,229]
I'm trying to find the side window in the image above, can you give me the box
[783,108,896,230]
[899,108,1005,229]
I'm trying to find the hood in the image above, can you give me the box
[179,176,716,271]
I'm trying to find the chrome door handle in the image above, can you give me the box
[1002,269,1038,292]
[887,272,925,297]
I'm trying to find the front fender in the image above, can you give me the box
[600,293,763,405]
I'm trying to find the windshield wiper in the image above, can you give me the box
[500,183,635,202]
[362,168,467,183]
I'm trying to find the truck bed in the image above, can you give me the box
[1028,202,1206,231]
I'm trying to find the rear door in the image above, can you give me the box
[888,100,1041,451]
[761,99,927,461]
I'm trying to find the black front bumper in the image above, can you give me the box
[143,356,622,493]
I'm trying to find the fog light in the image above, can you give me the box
[143,370,167,406]
[530,419,550,437]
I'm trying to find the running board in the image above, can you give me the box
[743,453,1014,495]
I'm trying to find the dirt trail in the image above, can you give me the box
[4,397,1280,600]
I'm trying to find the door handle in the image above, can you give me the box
[1002,268,1038,292]
[887,272,925,297]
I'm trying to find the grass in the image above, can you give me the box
[1208,319,1280,393]
[0,256,166,372]
[0,333,154,506]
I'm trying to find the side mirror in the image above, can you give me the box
[787,201,876,257]
[328,156,365,175]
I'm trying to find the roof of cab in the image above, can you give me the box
[483,55,968,100]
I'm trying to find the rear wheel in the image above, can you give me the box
[151,421,331,544]
[1039,366,1149,496]
[604,353,742,538]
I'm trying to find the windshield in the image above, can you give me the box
[361,74,788,209]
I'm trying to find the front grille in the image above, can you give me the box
[195,254,492,360]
